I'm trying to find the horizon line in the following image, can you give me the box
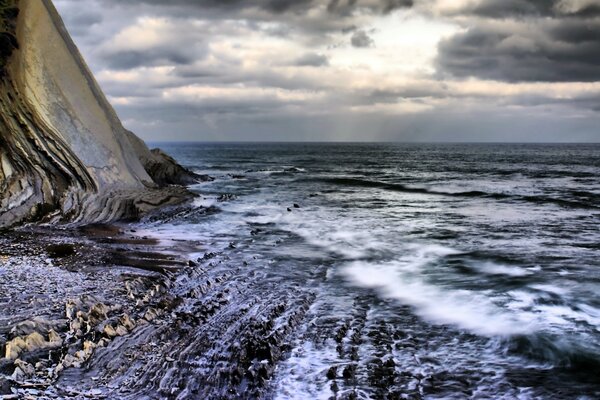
[146,140,600,144]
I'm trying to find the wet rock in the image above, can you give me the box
[0,376,11,394]
[218,194,237,202]
[46,244,75,258]
[326,366,337,380]
[343,364,356,381]
[293,204,300,209]
[287,208,292,212]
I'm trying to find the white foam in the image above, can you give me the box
[341,249,536,337]
[472,262,533,277]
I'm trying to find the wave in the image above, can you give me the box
[504,333,600,373]
[312,177,600,210]
[340,245,537,337]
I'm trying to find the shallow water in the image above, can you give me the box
[147,142,600,398]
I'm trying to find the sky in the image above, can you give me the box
[54,0,600,142]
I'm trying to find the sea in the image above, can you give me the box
[146,142,600,399]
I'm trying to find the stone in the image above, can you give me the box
[14,360,34,377]
[47,329,63,348]
[46,243,75,258]
[5,337,26,360]
[10,366,24,381]
[326,366,337,380]
[0,376,11,394]
[115,325,128,336]
[103,325,117,338]
[24,332,47,352]
[120,314,136,331]
[9,321,36,337]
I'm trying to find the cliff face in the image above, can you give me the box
[0,0,199,227]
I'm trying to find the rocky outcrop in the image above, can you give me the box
[124,129,212,186]
[0,0,201,228]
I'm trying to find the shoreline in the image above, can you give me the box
[0,203,312,399]
[0,221,191,398]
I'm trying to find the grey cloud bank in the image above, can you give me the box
[54,0,600,142]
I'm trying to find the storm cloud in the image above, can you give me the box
[435,0,600,82]
[53,0,600,142]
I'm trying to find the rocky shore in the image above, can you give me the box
[0,205,313,399]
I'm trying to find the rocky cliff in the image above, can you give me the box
[0,0,201,228]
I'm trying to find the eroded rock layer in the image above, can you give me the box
[0,0,199,227]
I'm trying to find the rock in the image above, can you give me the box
[0,376,11,394]
[65,300,78,320]
[144,308,160,322]
[46,243,75,258]
[10,366,24,381]
[14,360,35,378]
[88,303,110,325]
[287,208,292,212]
[103,325,118,338]
[218,194,237,202]
[5,337,26,360]
[25,332,47,352]
[293,204,300,209]
[137,147,212,186]
[9,321,36,337]
[326,366,337,380]
[120,314,136,331]
[47,330,63,348]
[115,325,129,336]
[35,360,51,371]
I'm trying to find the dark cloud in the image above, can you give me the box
[351,30,374,47]
[102,50,197,70]
[98,0,413,14]
[445,0,600,18]
[293,52,330,67]
[437,18,600,82]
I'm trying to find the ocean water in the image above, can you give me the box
[148,142,600,398]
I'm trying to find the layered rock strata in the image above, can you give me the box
[0,0,201,228]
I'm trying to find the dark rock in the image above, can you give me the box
[0,375,11,394]
[141,148,213,186]
[343,364,356,380]
[326,366,337,380]
[293,204,300,209]
[287,208,292,212]
[218,194,237,202]
[46,243,76,258]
